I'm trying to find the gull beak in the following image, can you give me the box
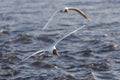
[53,49,59,56]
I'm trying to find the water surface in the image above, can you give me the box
[0,0,120,80]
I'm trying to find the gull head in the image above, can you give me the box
[53,49,59,56]
[59,7,68,13]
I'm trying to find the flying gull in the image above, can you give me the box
[42,7,91,30]
[21,25,86,62]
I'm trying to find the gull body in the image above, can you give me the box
[22,25,86,62]
[42,7,91,30]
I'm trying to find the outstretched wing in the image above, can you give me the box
[52,25,86,47]
[12,50,45,69]
[42,10,59,30]
[67,7,91,21]
[21,50,44,62]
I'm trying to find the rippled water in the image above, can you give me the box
[0,0,120,80]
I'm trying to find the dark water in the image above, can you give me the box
[0,0,120,80]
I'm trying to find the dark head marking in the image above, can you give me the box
[59,9,68,13]
[64,8,68,13]
[53,49,59,56]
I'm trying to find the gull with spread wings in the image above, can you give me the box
[21,25,86,62]
[42,7,91,30]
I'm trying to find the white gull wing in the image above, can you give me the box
[21,49,45,62]
[66,7,91,21]
[51,25,86,47]
[42,10,59,30]
[13,49,45,69]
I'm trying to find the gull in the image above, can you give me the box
[12,25,85,69]
[21,25,86,62]
[42,7,91,30]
